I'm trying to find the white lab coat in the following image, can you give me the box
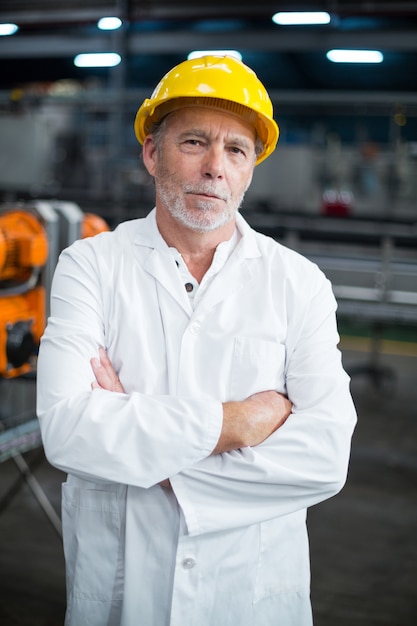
[37,209,356,626]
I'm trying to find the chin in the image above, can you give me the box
[183,212,235,233]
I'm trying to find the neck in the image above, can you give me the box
[156,207,236,282]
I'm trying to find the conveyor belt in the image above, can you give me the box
[246,211,417,325]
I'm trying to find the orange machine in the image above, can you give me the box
[81,212,110,239]
[0,209,48,378]
[0,205,109,378]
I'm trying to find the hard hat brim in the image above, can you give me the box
[134,96,279,165]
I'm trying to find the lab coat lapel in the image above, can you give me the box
[195,216,262,313]
[133,210,193,316]
[144,247,193,316]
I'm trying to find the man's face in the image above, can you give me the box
[144,106,257,233]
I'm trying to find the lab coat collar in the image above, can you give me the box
[133,208,262,315]
[133,208,261,260]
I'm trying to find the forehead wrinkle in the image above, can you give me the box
[165,106,257,148]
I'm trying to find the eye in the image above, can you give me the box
[229,145,246,157]
[178,136,206,152]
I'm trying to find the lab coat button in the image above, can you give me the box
[189,322,201,335]
[182,557,196,570]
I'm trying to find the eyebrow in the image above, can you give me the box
[177,128,254,151]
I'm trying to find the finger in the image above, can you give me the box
[90,357,107,383]
[98,346,116,372]
[90,346,125,392]
[90,356,100,373]
[90,356,113,388]
[97,349,122,386]
[90,351,125,393]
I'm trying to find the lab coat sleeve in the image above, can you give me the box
[36,239,222,488]
[170,268,357,536]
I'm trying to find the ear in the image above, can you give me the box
[142,135,158,176]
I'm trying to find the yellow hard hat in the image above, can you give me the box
[134,55,279,165]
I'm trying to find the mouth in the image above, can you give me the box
[187,190,227,202]
[197,193,220,200]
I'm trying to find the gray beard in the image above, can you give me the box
[157,180,245,234]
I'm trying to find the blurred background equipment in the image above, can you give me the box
[0,208,48,378]
[0,201,109,378]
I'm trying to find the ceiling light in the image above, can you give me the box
[97,17,122,31]
[272,12,331,25]
[326,49,384,63]
[74,53,122,68]
[0,23,19,36]
[187,50,242,61]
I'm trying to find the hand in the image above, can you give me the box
[214,390,292,454]
[90,347,125,393]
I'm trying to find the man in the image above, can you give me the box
[37,56,357,626]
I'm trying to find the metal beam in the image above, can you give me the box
[0,9,115,25]
[3,1,417,24]
[1,28,417,59]
[1,88,416,110]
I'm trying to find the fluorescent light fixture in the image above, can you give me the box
[97,17,122,31]
[272,12,331,25]
[74,53,122,68]
[0,23,19,36]
[326,49,384,63]
[187,50,242,61]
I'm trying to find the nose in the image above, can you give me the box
[202,145,224,179]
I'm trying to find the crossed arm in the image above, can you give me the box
[91,347,292,455]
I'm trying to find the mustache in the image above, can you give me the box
[183,183,230,203]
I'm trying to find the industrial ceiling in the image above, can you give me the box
[1,0,417,98]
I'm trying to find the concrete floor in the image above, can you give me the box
[309,341,417,626]
[0,340,416,625]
